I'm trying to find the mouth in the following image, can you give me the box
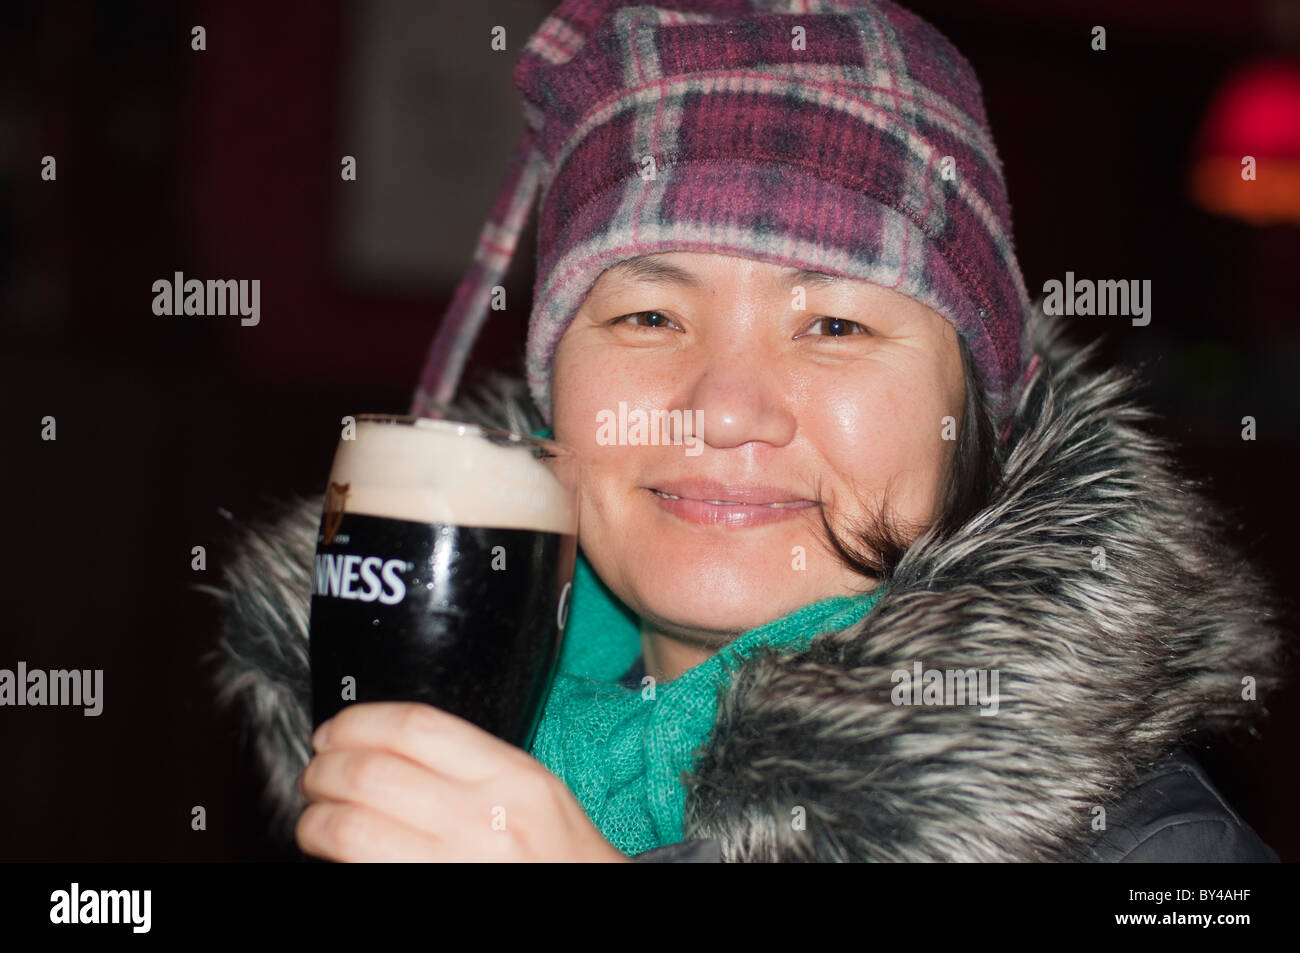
[650,489,814,509]
[645,481,819,527]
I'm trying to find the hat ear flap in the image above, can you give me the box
[412,126,542,418]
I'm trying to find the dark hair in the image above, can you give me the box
[814,334,1003,581]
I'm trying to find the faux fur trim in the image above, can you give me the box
[205,306,1289,858]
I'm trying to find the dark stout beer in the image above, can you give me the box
[308,417,577,750]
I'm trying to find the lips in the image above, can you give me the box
[649,478,814,505]
[646,479,819,527]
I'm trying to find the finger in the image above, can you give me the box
[295,801,446,862]
[315,702,523,781]
[301,748,483,840]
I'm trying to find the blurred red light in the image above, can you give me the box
[1190,59,1300,225]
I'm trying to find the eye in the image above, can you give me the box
[797,316,872,338]
[608,310,683,331]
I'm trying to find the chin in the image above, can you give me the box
[625,543,822,637]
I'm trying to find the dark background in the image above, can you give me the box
[1,0,1296,861]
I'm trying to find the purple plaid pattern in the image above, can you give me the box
[412,0,1031,432]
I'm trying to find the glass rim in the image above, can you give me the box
[352,413,572,455]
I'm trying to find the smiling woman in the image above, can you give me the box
[551,251,970,665]
[212,0,1285,864]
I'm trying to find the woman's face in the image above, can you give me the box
[551,251,965,642]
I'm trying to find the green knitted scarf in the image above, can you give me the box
[525,429,886,856]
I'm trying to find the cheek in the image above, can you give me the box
[550,337,645,539]
[551,334,680,450]
[811,364,954,526]
[552,336,641,446]
[553,339,616,463]
[550,340,593,450]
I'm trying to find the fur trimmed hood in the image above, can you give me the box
[206,304,1288,860]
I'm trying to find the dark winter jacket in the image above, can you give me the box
[208,305,1287,862]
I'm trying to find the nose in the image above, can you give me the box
[684,354,797,451]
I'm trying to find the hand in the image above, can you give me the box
[295,702,629,862]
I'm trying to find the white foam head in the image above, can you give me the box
[327,418,576,534]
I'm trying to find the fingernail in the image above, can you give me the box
[313,720,332,751]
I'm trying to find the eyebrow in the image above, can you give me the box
[603,254,843,289]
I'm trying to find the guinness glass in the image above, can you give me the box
[308,415,578,750]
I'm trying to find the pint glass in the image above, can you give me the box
[307,415,578,750]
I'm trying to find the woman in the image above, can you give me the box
[211,0,1286,861]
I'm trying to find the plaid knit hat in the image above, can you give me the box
[412,0,1034,437]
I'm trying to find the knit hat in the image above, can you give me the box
[412,0,1034,437]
